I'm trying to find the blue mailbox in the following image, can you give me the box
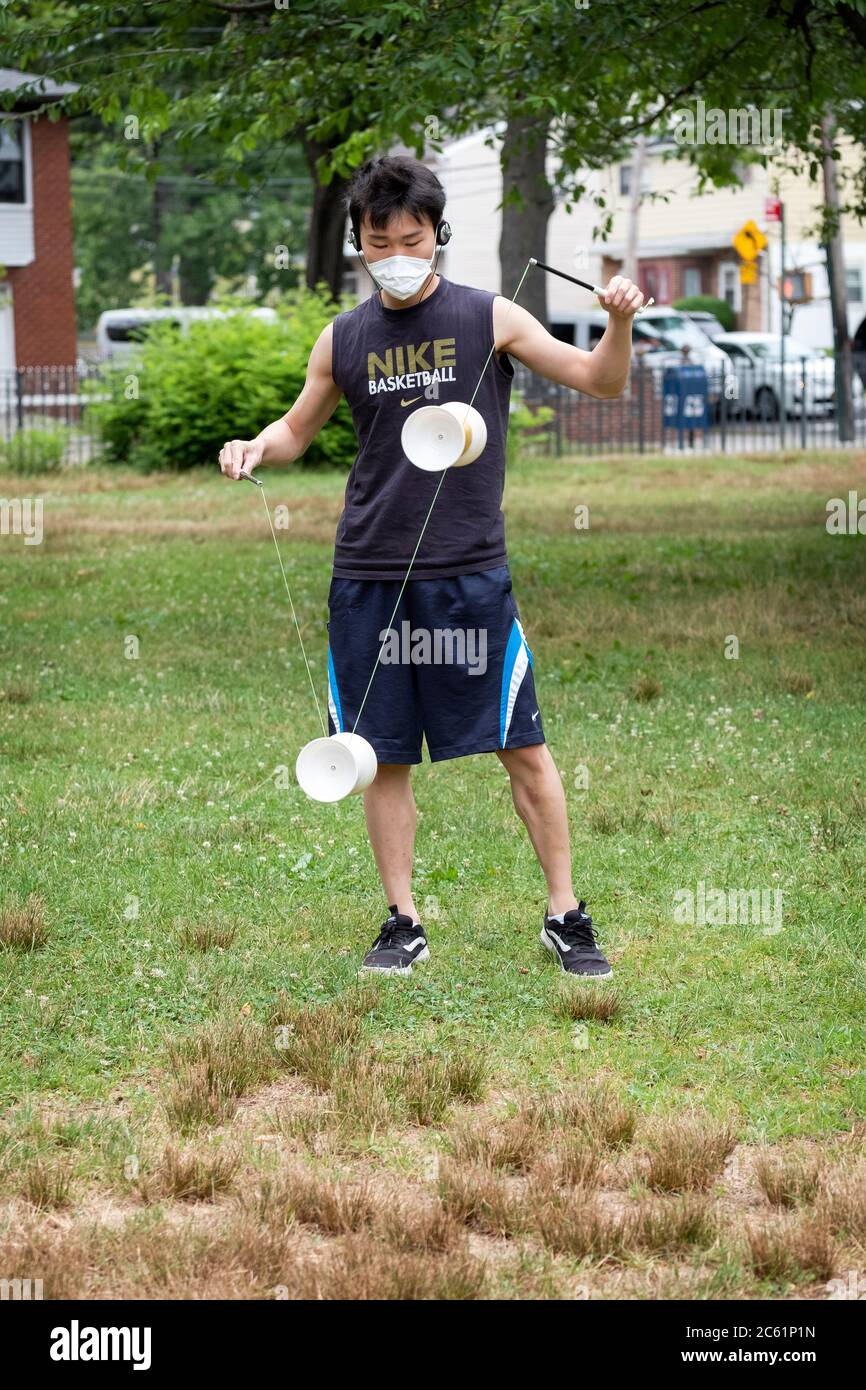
[663,363,710,439]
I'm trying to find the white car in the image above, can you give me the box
[713,332,852,419]
[96,306,277,360]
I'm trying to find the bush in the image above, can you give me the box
[86,288,358,471]
[507,396,555,466]
[0,424,70,474]
[672,294,735,332]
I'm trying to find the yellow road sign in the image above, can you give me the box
[739,261,758,285]
[732,220,768,261]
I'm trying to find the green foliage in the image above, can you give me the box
[673,295,736,332]
[507,397,555,467]
[87,290,357,472]
[0,424,71,474]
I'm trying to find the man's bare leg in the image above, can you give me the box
[496,743,580,914]
[363,763,420,921]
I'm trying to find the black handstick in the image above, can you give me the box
[529,257,655,312]
[529,258,603,294]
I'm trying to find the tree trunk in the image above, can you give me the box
[302,134,349,298]
[499,113,554,327]
[820,112,854,442]
[151,174,173,300]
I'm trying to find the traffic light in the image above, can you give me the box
[779,271,811,303]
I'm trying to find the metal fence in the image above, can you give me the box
[2,355,866,469]
[0,363,104,467]
[513,353,866,455]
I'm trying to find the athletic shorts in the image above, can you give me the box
[326,563,546,764]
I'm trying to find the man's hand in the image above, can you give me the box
[219,437,264,480]
[597,275,645,322]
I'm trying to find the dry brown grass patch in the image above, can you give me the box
[640,1113,737,1192]
[744,1213,837,1283]
[754,1147,824,1208]
[528,1080,636,1149]
[552,982,623,1022]
[449,1110,544,1174]
[139,1142,241,1202]
[0,893,49,950]
[162,1016,273,1132]
[177,917,238,952]
[815,1164,866,1242]
[241,1166,376,1235]
[438,1158,523,1237]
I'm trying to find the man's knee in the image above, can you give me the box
[496,742,551,782]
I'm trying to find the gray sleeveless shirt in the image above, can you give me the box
[330,276,514,580]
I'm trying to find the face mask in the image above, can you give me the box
[367,252,435,300]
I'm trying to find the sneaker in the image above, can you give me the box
[541,901,613,978]
[360,905,429,975]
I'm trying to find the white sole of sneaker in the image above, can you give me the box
[540,926,613,979]
[359,946,431,977]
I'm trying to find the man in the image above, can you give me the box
[219,155,644,979]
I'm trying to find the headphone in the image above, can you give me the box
[348,219,452,250]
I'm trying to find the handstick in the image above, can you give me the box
[529,257,655,313]
[239,469,262,486]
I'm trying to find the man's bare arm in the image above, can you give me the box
[493,276,644,400]
[219,322,342,479]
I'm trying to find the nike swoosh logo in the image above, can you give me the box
[532,710,539,720]
[400,396,423,407]
[547,929,571,953]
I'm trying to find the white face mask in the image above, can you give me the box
[367,252,435,300]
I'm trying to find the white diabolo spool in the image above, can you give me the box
[401,405,466,472]
[295,732,378,803]
[401,402,487,472]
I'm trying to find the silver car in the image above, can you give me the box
[713,332,844,419]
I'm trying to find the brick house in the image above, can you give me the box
[0,69,78,369]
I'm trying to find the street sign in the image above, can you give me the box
[739,261,758,285]
[765,196,782,223]
[732,220,769,261]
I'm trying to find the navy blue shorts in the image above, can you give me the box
[326,564,545,764]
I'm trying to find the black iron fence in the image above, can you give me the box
[2,355,866,469]
[513,353,866,455]
[0,363,104,469]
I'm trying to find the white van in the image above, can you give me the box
[96,306,277,360]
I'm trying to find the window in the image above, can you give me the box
[845,267,863,305]
[619,161,651,198]
[643,267,671,304]
[0,120,26,204]
[683,267,702,297]
[718,262,742,313]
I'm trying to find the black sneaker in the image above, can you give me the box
[541,901,613,978]
[360,905,429,976]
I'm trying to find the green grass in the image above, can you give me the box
[1,449,864,1142]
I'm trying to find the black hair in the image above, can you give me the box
[346,155,446,242]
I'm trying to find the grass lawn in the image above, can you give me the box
[0,446,864,1299]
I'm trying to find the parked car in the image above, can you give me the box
[712,331,857,419]
[680,309,728,342]
[567,305,734,402]
[96,306,277,359]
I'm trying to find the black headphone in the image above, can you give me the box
[348,219,452,250]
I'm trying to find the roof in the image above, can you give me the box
[0,68,79,109]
